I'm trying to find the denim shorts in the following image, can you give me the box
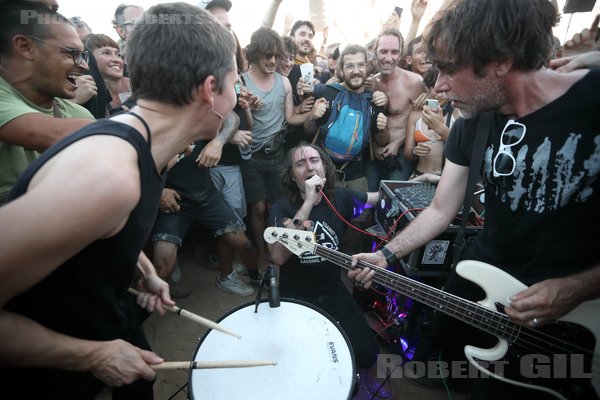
[152,190,243,246]
[209,165,247,228]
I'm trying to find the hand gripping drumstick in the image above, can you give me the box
[152,360,277,370]
[127,288,241,339]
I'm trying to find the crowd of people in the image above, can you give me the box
[0,0,599,399]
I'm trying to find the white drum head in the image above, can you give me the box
[189,299,355,399]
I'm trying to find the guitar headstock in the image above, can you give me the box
[263,227,317,256]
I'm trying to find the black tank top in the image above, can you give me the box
[7,115,166,342]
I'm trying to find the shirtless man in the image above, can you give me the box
[366,28,427,190]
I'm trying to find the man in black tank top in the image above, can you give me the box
[0,4,238,399]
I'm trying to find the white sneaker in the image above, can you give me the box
[217,271,256,296]
[233,261,249,276]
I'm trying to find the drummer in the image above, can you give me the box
[0,3,238,399]
[267,143,380,370]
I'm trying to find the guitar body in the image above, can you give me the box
[263,227,599,400]
[457,260,600,400]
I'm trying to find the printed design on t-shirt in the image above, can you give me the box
[299,220,340,264]
[484,132,600,213]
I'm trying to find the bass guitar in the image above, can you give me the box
[264,227,600,400]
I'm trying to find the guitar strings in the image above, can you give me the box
[309,244,598,371]
[275,232,599,375]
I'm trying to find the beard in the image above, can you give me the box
[344,75,365,91]
[455,76,506,119]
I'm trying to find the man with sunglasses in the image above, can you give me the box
[0,1,94,205]
[350,0,600,399]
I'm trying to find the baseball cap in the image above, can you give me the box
[197,0,232,12]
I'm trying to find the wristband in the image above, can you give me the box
[380,246,398,266]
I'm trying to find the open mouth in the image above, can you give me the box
[66,74,80,86]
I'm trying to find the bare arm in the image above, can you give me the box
[0,113,93,151]
[261,0,284,29]
[196,112,239,168]
[403,0,428,54]
[350,160,467,283]
[0,135,162,383]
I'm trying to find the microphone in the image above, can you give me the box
[267,264,280,308]
[316,185,322,193]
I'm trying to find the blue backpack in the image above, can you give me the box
[320,83,373,162]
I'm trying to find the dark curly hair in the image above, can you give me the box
[425,0,558,77]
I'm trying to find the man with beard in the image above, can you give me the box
[289,20,315,66]
[365,28,428,190]
[0,1,94,205]
[304,44,387,252]
[351,0,600,399]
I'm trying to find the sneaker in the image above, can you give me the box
[233,261,249,276]
[167,278,192,299]
[216,271,256,296]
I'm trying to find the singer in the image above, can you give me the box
[267,143,380,369]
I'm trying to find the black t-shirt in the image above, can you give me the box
[165,140,215,204]
[445,68,600,284]
[270,188,368,297]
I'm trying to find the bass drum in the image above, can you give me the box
[189,298,356,399]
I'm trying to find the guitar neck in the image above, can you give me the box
[314,244,520,340]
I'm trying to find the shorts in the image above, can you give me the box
[240,147,285,204]
[209,165,247,228]
[152,190,243,246]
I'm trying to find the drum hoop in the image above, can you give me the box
[188,297,357,400]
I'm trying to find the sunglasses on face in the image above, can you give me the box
[27,35,89,66]
[492,120,526,177]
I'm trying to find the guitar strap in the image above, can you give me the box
[451,111,493,267]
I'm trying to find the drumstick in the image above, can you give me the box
[127,288,241,339]
[152,360,277,370]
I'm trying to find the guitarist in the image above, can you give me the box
[350,0,600,399]
[267,143,381,372]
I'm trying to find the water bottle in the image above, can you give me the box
[239,144,252,160]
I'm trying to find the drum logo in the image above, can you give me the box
[328,341,339,363]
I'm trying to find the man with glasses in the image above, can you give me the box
[0,2,238,398]
[351,0,600,399]
[304,44,387,255]
[0,1,94,205]
[112,3,144,65]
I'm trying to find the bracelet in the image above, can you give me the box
[380,246,398,266]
